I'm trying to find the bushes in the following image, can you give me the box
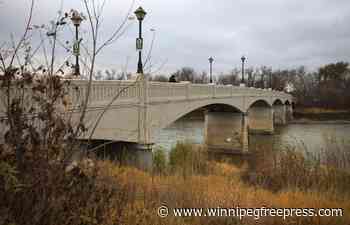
[2,140,350,225]
[151,142,209,177]
[0,74,121,225]
[152,147,167,175]
[1,157,104,225]
[168,142,208,177]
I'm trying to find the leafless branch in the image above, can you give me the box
[87,79,139,141]
[143,30,156,67]
[10,34,26,74]
[39,29,50,70]
[76,0,136,139]
[74,0,99,139]
[8,0,34,68]
[95,0,135,55]
[87,140,116,152]
[147,58,168,75]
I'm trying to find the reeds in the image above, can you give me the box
[1,138,349,225]
[250,135,350,195]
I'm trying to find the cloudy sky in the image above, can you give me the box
[0,0,350,75]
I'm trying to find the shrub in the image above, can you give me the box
[250,143,350,194]
[169,142,208,177]
[152,147,167,175]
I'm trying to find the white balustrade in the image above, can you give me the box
[69,80,139,107]
[68,80,291,107]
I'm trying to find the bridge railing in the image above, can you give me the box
[69,80,139,107]
[190,84,212,98]
[149,82,187,101]
[68,80,292,107]
[147,81,290,101]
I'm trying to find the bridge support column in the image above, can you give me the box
[134,144,153,171]
[242,113,249,152]
[286,104,294,121]
[273,104,286,125]
[248,106,274,134]
[204,112,249,153]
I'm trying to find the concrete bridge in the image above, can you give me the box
[69,79,293,153]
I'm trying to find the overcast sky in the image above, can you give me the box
[1,0,350,75]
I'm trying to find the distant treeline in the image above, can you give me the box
[148,62,350,109]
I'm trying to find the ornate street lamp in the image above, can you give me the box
[70,10,83,76]
[208,57,214,83]
[240,55,246,86]
[134,6,147,74]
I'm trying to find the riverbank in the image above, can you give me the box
[294,107,350,121]
[2,141,350,225]
[93,160,350,225]
[291,118,350,124]
[97,142,350,225]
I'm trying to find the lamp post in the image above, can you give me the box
[134,6,147,74]
[208,57,214,83]
[70,10,83,76]
[240,55,246,86]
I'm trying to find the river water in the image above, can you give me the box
[153,117,350,155]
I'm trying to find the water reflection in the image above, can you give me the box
[154,117,350,170]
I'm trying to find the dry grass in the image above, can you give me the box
[2,141,349,225]
[89,141,350,225]
[94,160,350,225]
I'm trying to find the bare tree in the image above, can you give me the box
[0,1,145,224]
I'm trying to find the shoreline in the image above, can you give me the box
[293,108,350,123]
[290,119,350,124]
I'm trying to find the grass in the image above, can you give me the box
[96,141,350,225]
[1,141,350,225]
[94,159,350,225]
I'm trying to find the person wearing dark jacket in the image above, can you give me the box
[169,74,177,82]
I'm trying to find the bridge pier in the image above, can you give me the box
[286,104,294,121]
[204,111,249,153]
[92,141,153,171]
[273,104,286,125]
[133,144,153,171]
[248,104,274,135]
[242,113,249,152]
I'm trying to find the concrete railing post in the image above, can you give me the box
[138,75,150,145]
[186,83,190,100]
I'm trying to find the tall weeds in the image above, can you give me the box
[249,136,350,196]
[168,142,209,177]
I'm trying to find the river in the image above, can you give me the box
[153,117,350,155]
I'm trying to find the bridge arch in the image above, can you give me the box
[148,101,246,147]
[273,99,284,106]
[248,99,272,109]
[155,102,244,131]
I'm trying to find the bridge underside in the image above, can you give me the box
[69,80,293,154]
[86,99,293,154]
